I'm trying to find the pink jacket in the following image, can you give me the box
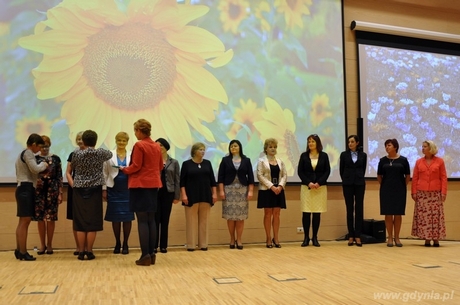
[411,156,447,195]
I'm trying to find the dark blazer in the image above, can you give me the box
[339,150,367,186]
[217,155,254,186]
[298,151,331,186]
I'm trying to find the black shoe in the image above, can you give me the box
[160,248,167,253]
[312,237,320,247]
[200,247,208,251]
[229,242,236,249]
[236,241,243,250]
[272,238,281,248]
[86,252,96,260]
[14,249,20,259]
[122,244,129,255]
[73,251,80,256]
[18,252,36,261]
[77,251,86,260]
[187,248,195,252]
[46,249,54,255]
[113,243,121,254]
[37,246,47,255]
[301,238,310,247]
[433,243,440,247]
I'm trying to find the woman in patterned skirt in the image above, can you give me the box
[411,140,447,247]
[218,140,254,250]
[298,134,331,247]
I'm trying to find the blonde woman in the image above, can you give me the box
[257,138,287,248]
[411,141,447,247]
[103,132,134,255]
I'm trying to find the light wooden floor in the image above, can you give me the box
[1,239,459,305]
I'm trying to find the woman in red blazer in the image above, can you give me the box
[121,119,163,266]
[411,140,447,247]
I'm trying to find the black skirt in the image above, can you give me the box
[257,189,287,209]
[16,182,35,217]
[73,186,103,232]
[129,188,158,213]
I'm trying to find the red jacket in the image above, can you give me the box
[123,137,163,189]
[411,156,447,195]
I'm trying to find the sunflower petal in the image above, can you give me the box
[152,5,209,30]
[207,49,234,68]
[176,63,228,103]
[33,64,83,99]
[166,26,225,55]
[19,30,87,55]
[35,51,84,73]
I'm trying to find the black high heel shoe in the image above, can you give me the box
[18,252,36,261]
[229,242,236,249]
[347,238,354,246]
[272,238,281,248]
[14,249,20,259]
[122,243,129,255]
[236,241,243,250]
[113,243,121,254]
[312,237,321,247]
[266,239,273,248]
[37,246,47,255]
[301,238,310,247]
[77,251,86,260]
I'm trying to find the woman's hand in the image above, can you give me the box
[219,191,225,200]
[182,196,189,206]
[212,194,217,204]
[58,193,62,204]
[247,190,253,200]
[411,193,417,201]
[102,190,107,201]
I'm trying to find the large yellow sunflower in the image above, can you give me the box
[253,97,299,176]
[15,116,52,145]
[226,98,264,140]
[310,93,332,127]
[274,0,312,29]
[218,0,250,34]
[18,0,233,149]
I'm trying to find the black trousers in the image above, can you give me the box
[155,190,175,249]
[342,184,365,238]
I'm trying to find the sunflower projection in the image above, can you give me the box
[1,0,345,182]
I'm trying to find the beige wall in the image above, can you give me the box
[2,0,460,251]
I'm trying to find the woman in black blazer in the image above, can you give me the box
[217,140,254,250]
[298,134,330,247]
[339,135,367,247]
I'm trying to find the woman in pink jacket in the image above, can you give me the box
[411,140,447,247]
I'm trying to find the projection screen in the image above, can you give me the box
[0,0,345,183]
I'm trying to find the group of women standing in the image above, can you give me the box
[14,129,448,262]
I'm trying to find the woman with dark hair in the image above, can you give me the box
[218,139,254,250]
[339,135,367,247]
[377,138,410,247]
[15,133,48,260]
[257,138,287,248]
[121,119,163,266]
[71,130,112,260]
[103,131,134,255]
[181,142,217,252]
[154,137,180,254]
[298,134,331,247]
[34,135,63,255]
[65,131,84,255]
[411,140,447,247]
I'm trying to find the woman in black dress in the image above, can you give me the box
[257,138,287,248]
[377,138,410,247]
[180,142,217,251]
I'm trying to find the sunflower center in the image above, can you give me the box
[285,130,300,168]
[82,23,176,111]
[286,0,298,10]
[229,3,242,19]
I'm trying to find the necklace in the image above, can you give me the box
[387,156,397,166]
[192,158,202,168]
